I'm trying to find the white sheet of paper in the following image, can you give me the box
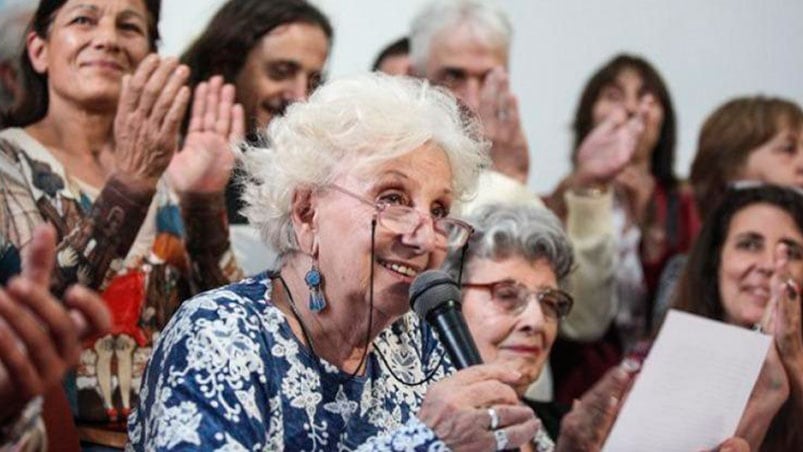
[602,310,771,452]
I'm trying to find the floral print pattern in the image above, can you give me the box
[128,274,451,451]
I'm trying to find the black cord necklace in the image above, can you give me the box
[274,217,461,387]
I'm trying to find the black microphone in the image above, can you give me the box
[409,270,482,369]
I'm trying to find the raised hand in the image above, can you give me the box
[476,67,530,184]
[167,75,245,194]
[572,102,645,190]
[556,360,638,452]
[114,55,191,190]
[766,243,803,372]
[0,225,110,423]
[418,364,540,451]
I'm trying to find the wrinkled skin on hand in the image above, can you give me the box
[418,364,540,451]
[113,55,191,190]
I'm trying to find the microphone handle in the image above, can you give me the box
[428,300,483,369]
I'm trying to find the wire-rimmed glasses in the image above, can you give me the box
[328,184,473,250]
[462,279,574,321]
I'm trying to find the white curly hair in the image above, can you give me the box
[240,72,490,256]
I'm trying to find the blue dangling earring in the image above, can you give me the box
[305,261,327,312]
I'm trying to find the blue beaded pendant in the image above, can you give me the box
[305,266,327,312]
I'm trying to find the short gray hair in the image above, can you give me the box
[241,72,490,256]
[442,203,575,289]
[409,0,512,75]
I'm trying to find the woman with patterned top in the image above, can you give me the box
[128,73,544,450]
[0,0,243,447]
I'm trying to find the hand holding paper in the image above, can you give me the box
[602,310,771,452]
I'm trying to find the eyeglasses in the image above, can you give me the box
[328,184,474,249]
[462,280,574,321]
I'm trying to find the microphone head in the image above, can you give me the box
[409,269,462,319]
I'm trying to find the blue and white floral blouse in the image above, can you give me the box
[126,273,451,450]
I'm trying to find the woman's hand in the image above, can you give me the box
[418,364,540,451]
[114,54,191,190]
[556,360,638,452]
[767,244,803,387]
[735,344,789,450]
[0,225,110,424]
[167,75,245,194]
[571,104,644,191]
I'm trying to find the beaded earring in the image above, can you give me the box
[305,261,327,312]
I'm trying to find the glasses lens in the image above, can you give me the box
[490,283,523,314]
[378,205,418,234]
[436,219,471,248]
[380,208,470,249]
[540,290,572,320]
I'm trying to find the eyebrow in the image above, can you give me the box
[67,4,146,21]
[373,169,453,197]
[781,238,803,251]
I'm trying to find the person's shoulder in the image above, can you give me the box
[181,272,274,315]
[166,273,280,334]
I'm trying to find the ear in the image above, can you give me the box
[26,30,49,75]
[290,187,318,256]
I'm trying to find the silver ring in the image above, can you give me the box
[493,429,509,451]
[496,109,509,122]
[487,407,500,430]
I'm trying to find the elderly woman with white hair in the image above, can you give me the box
[128,73,542,450]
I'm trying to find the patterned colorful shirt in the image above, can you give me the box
[127,274,451,450]
[0,127,241,446]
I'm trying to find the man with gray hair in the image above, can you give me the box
[0,5,33,123]
[410,0,527,183]
[411,0,644,402]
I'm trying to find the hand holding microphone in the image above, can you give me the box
[411,270,539,451]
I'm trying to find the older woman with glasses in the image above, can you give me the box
[128,73,543,451]
[442,204,574,451]
[443,203,752,451]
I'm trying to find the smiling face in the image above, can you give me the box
[234,21,329,132]
[311,142,454,324]
[27,0,151,112]
[592,66,665,164]
[718,203,803,327]
[462,255,559,396]
[739,125,803,189]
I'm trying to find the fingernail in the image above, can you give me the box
[621,358,641,373]
[786,280,799,300]
[609,395,619,408]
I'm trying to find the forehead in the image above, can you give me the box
[427,23,507,74]
[608,67,644,90]
[467,255,557,288]
[58,0,148,17]
[252,22,329,69]
[350,143,453,193]
[727,203,803,240]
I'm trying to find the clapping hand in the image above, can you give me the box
[572,102,645,190]
[0,225,110,423]
[476,67,530,184]
[167,75,245,195]
[556,360,638,452]
[114,55,191,190]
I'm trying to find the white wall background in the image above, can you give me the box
[8,0,802,193]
